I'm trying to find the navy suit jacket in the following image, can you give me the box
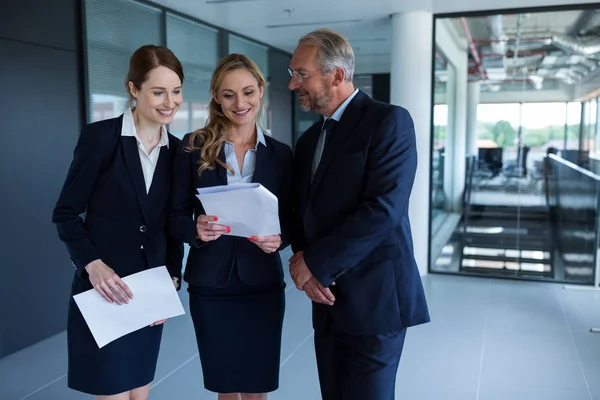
[169,132,293,288]
[292,90,430,335]
[52,115,184,291]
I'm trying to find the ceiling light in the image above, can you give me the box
[349,38,386,43]
[266,19,361,29]
[206,0,263,4]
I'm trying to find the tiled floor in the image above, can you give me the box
[2,248,600,399]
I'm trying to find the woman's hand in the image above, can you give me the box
[149,279,179,327]
[249,235,282,254]
[196,215,230,241]
[85,259,133,305]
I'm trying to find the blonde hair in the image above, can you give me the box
[186,54,266,176]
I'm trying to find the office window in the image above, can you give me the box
[85,0,163,122]
[166,14,219,138]
[585,99,597,152]
[229,35,270,131]
[353,75,373,97]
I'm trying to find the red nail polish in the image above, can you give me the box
[214,217,218,221]
[226,227,231,233]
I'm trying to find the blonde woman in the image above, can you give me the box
[169,54,292,400]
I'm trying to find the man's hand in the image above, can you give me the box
[289,251,312,290]
[303,277,335,306]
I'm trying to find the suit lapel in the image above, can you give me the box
[147,146,169,202]
[216,146,228,185]
[309,91,369,199]
[121,136,149,221]
[299,124,321,202]
[251,143,266,184]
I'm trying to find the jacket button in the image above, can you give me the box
[140,225,147,232]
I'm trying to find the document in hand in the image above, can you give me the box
[196,183,280,238]
[73,266,185,348]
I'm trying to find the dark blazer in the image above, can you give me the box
[292,90,430,336]
[52,115,184,289]
[169,132,293,288]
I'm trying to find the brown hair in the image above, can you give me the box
[186,53,266,176]
[125,45,184,106]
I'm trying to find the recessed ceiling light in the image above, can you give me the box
[266,19,361,28]
[206,0,263,4]
[350,38,386,43]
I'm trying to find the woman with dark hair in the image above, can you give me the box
[53,45,185,400]
[169,53,293,400]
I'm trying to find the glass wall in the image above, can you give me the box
[166,14,219,138]
[470,102,581,205]
[430,8,598,284]
[85,0,163,122]
[353,75,373,97]
[583,98,597,153]
[83,0,293,141]
[229,35,270,131]
[431,49,453,227]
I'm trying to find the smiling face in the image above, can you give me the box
[213,68,264,128]
[128,65,183,125]
[288,43,333,115]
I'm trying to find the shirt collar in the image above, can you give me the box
[328,88,360,123]
[256,125,267,148]
[121,108,169,148]
[225,124,267,149]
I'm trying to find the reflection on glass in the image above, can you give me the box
[85,0,162,122]
[432,103,448,217]
[429,8,598,284]
[547,155,600,284]
[166,14,218,138]
[584,99,597,152]
[229,35,270,132]
[91,94,128,123]
[431,48,453,233]
[354,75,373,97]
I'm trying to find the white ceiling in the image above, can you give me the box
[153,0,600,74]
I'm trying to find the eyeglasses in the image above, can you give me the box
[288,67,316,83]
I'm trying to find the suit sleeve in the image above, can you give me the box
[165,136,185,288]
[169,134,202,248]
[277,144,294,250]
[52,124,113,277]
[303,107,417,287]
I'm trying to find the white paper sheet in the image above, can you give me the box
[196,183,280,238]
[73,266,185,348]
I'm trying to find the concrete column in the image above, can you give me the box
[449,55,468,212]
[391,11,433,276]
[466,81,481,157]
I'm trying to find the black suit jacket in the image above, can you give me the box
[52,115,184,290]
[169,132,293,288]
[292,90,430,335]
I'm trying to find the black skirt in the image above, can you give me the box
[67,276,163,395]
[188,266,285,393]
